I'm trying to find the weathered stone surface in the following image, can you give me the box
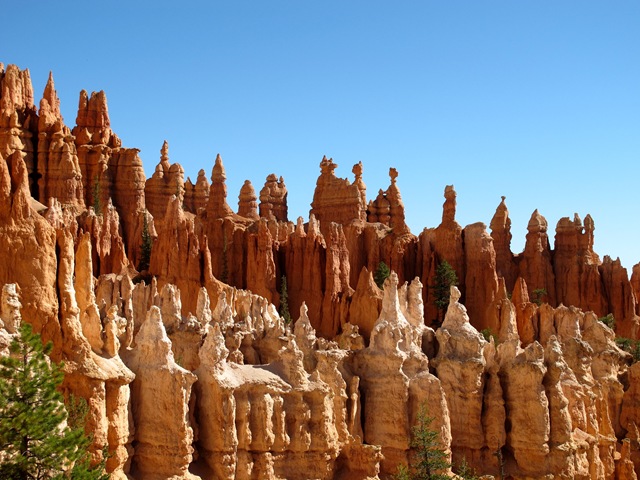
[632,264,640,318]
[500,340,550,475]
[519,209,556,306]
[72,89,147,268]
[554,213,607,316]
[348,267,383,340]
[126,306,199,479]
[37,72,84,208]
[433,286,487,467]
[246,218,279,305]
[417,186,464,327]
[259,173,288,221]
[145,141,185,223]
[2,63,640,480]
[57,227,135,478]
[320,222,353,338]
[368,168,408,234]
[490,196,518,293]
[285,215,326,332]
[149,195,208,316]
[511,276,539,346]
[193,293,376,480]
[183,169,209,215]
[206,154,233,219]
[0,151,59,350]
[463,222,499,332]
[237,179,259,220]
[600,255,640,338]
[0,283,21,355]
[0,64,38,194]
[355,272,452,476]
[78,199,128,276]
[310,156,366,232]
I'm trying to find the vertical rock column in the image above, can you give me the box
[499,341,550,476]
[355,273,451,475]
[433,286,488,468]
[194,323,239,480]
[127,306,200,480]
[518,210,556,306]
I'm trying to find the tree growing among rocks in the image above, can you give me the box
[138,210,153,273]
[432,260,458,325]
[395,403,451,480]
[0,323,108,479]
[374,261,391,289]
[279,275,292,324]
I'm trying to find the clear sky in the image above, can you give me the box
[3,1,640,270]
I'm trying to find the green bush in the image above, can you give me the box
[138,211,153,272]
[455,457,479,480]
[374,261,391,289]
[531,288,547,306]
[616,337,640,362]
[598,313,616,330]
[431,260,458,325]
[480,328,498,344]
[279,275,292,325]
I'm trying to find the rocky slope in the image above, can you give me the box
[1,62,640,479]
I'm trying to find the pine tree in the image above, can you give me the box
[396,403,451,480]
[455,457,479,480]
[279,275,292,324]
[0,323,107,479]
[138,210,152,273]
[431,260,458,325]
[374,261,391,289]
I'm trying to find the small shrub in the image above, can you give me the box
[138,211,152,272]
[481,328,498,344]
[432,260,458,324]
[616,337,640,363]
[374,261,391,289]
[279,275,292,325]
[598,313,616,330]
[531,288,547,306]
[455,456,479,480]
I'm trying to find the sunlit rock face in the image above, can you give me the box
[1,62,640,479]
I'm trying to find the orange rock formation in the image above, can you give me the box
[2,63,640,479]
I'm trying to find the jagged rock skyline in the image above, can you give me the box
[4,3,638,270]
[3,59,640,479]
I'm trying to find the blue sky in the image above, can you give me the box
[3,1,640,270]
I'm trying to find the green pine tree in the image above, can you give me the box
[374,261,391,289]
[279,275,292,324]
[431,260,458,325]
[531,288,547,306]
[0,323,108,479]
[138,210,153,273]
[395,403,451,480]
[455,457,479,480]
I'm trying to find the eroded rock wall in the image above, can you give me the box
[2,62,640,480]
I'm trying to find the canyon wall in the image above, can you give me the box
[1,62,640,479]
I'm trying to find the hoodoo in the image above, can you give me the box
[1,63,640,479]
